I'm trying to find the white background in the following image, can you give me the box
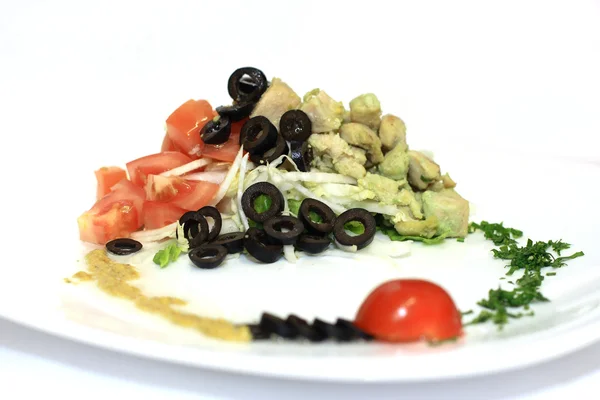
[2,0,600,398]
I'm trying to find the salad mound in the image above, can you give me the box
[77,67,469,251]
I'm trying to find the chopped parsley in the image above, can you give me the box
[466,220,584,329]
[153,243,183,268]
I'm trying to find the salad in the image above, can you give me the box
[73,67,584,344]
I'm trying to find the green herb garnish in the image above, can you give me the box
[466,221,584,329]
[468,221,523,246]
[253,194,272,214]
[153,243,182,269]
[288,199,301,216]
[457,237,465,243]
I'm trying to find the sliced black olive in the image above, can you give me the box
[239,116,278,155]
[333,208,376,250]
[216,101,255,122]
[259,312,297,339]
[286,315,326,342]
[299,198,336,234]
[279,110,312,142]
[248,323,271,340]
[249,134,289,165]
[187,214,210,249]
[106,238,143,255]
[244,227,283,263]
[294,234,331,254]
[335,318,375,341]
[263,215,304,245]
[200,116,231,145]
[196,206,222,242]
[241,182,284,223]
[312,318,349,342]
[211,232,245,254]
[227,67,268,102]
[188,244,227,269]
[290,141,313,172]
[177,211,197,240]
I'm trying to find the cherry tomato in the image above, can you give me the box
[354,279,463,343]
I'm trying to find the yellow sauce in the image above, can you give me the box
[67,249,251,343]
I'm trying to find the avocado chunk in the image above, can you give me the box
[379,114,407,152]
[394,215,439,239]
[407,150,441,190]
[349,93,382,130]
[378,142,410,180]
[421,189,469,237]
[340,123,384,164]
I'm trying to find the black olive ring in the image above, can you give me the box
[106,238,143,255]
[211,232,245,254]
[333,208,376,250]
[196,206,222,242]
[299,198,336,234]
[243,227,283,264]
[249,134,289,165]
[239,116,278,155]
[200,116,231,145]
[187,214,210,249]
[263,215,305,245]
[241,182,284,223]
[227,67,268,102]
[216,102,255,122]
[290,141,313,172]
[188,244,228,269]
[294,234,331,254]
[250,312,374,342]
[279,109,312,142]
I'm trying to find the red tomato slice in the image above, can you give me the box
[144,174,219,211]
[202,133,240,163]
[144,175,186,202]
[354,279,463,343]
[94,166,127,200]
[170,180,220,211]
[166,99,216,158]
[143,201,186,229]
[78,179,146,245]
[126,151,193,187]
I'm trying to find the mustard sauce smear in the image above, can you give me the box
[67,249,251,342]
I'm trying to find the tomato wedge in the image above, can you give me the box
[202,133,240,162]
[170,180,219,211]
[126,151,193,187]
[94,166,127,200]
[78,179,146,245]
[354,279,463,343]
[166,99,216,158]
[143,201,186,229]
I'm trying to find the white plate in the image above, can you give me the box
[1,150,599,382]
[2,0,600,383]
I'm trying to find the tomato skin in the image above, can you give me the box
[166,99,216,158]
[126,151,193,187]
[170,180,220,211]
[201,133,240,162]
[143,201,186,229]
[354,279,463,343]
[94,166,127,200]
[78,178,146,245]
